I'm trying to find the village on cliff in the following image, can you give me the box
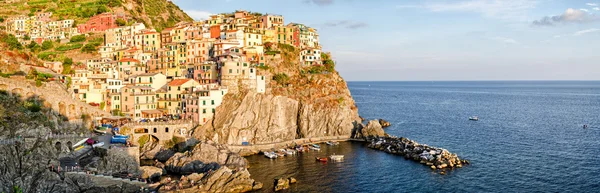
[3,9,324,125]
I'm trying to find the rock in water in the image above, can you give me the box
[379,119,391,128]
[289,177,297,184]
[274,178,291,191]
[355,120,385,139]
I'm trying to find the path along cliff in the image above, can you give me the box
[193,47,361,148]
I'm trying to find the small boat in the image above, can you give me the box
[285,149,296,155]
[110,137,127,144]
[92,142,105,148]
[329,154,344,161]
[469,116,479,121]
[315,157,327,162]
[72,138,90,148]
[264,152,277,159]
[113,134,129,139]
[94,127,108,134]
[309,146,320,151]
[326,141,339,146]
[312,144,321,148]
[276,152,286,158]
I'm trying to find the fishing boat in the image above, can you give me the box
[285,149,296,155]
[469,116,479,121]
[315,157,327,162]
[93,127,108,134]
[312,144,321,148]
[326,141,339,146]
[329,154,344,161]
[264,152,278,159]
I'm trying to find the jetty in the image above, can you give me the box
[365,136,469,173]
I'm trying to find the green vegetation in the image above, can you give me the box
[278,44,296,52]
[258,65,270,70]
[69,34,86,43]
[27,41,42,52]
[37,51,58,61]
[41,40,53,50]
[99,102,106,110]
[138,135,150,147]
[265,50,280,55]
[35,79,43,87]
[116,18,127,26]
[62,57,74,74]
[0,17,4,22]
[273,73,290,86]
[55,43,83,51]
[1,34,23,50]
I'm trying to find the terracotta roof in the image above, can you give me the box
[119,58,140,63]
[168,79,192,86]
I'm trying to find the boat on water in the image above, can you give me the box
[315,157,327,162]
[264,152,278,159]
[469,116,479,121]
[309,146,321,151]
[285,149,296,155]
[94,127,108,134]
[326,141,339,146]
[113,134,129,139]
[312,144,321,148]
[329,154,344,161]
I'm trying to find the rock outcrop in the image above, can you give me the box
[170,167,262,193]
[193,59,361,146]
[140,137,175,162]
[353,120,386,139]
[164,141,247,175]
[140,166,164,180]
[379,119,391,128]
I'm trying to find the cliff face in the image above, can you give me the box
[194,48,360,145]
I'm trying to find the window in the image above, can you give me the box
[212,108,215,113]
[211,100,215,105]
[203,100,206,105]
[83,93,86,98]
[153,128,157,133]
[125,97,128,101]
[202,109,206,113]
[165,128,169,133]
[229,69,232,73]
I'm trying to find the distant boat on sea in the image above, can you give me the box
[469,116,479,121]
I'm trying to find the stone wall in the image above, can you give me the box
[122,121,195,145]
[0,77,109,120]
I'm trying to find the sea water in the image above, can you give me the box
[247,81,600,192]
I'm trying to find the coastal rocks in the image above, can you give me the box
[164,141,247,175]
[192,167,259,193]
[367,137,468,172]
[354,120,385,139]
[273,177,297,191]
[140,166,164,180]
[379,119,391,128]
[274,178,290,191]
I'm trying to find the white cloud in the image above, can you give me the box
[573,28,600,36]
[185,10,212,21]
[532,8,600,26]
[490,36,520,44]
[424,0,540,21]
[594,7,600,11]
[586,3,598,6]
[580,8,590,12]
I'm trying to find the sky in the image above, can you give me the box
[172,0,600,81]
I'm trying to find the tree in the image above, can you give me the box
[23,35,30,40]
[41,40,53,50]
[0,17,4,22]
[81,43,97,53]
[62,58,74,74]
[27,41,41,52]
[116,18,127,26]
[1,34,23,50]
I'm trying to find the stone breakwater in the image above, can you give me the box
[366,137,470,173]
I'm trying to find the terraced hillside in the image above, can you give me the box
[0,0,193,31]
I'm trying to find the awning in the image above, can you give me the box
[141,110,164,115]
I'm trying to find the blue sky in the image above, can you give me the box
[173,0,600,81]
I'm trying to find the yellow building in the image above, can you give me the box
[141,31,161,52]
[276,26,295,45]
[261,28,277,43]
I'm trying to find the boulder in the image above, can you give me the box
[274,178,290,191]
[186,173,204,182]
[164,141,247,174]
[252,181,264,190]
[199,167,257,192]
[289,177,297,184]
[358,120,385,138]
[140,166,164,179]
[379,119,391,128]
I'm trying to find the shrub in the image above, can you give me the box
[38,52,58,61]
[69,35,86,43]
[23,35,31,40]
[42,40,54,50]
[1,34,23,50]
[258,65,270,70]
[35,79,42,87]
[273,73,290,86]
[308,65,325,74]
[55,43,82,51]
[116,18,127,26]
[81,43,97,53]
[0,17,4,23]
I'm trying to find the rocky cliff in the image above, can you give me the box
[194,47,361,145]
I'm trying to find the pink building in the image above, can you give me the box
[77,12,126,33]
